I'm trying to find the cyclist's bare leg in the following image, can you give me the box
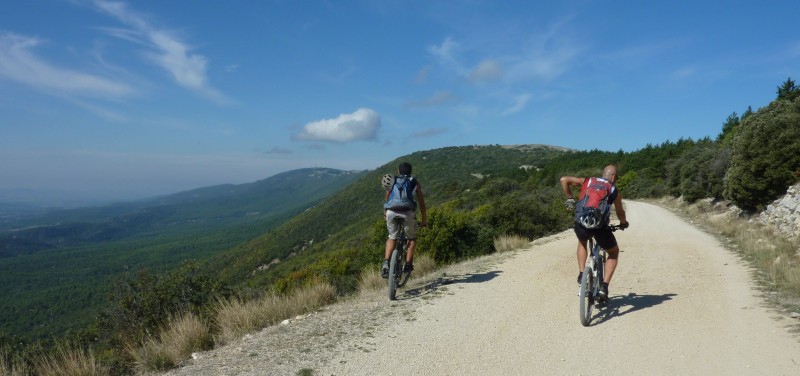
[406,239,416,263]
[603,246,620,284]
[385,239,396,260]
[576,239,589,272]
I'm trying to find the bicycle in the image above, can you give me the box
[579,224,625,326]
[387,216,413,300]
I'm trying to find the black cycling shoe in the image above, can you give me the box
[598,283,609,300]
[577,272,583,285]
[381,260,389,278]
[403,262,414,273]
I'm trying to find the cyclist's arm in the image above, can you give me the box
[384,190,390,218]
[560,176,585,198]
[415,183,427,226]
[614,192,627,225]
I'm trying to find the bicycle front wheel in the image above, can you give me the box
[388,248,401,300]
[579,265,593,326]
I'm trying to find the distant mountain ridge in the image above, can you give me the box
[0,168,366,254]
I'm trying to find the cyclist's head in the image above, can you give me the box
[398,162,412,176]
[603,165,619,183]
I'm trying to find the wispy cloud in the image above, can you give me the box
[411,127,447,138]
[428,37,467,76]
[318,60,358,84]
[429,18,581,84]
[293,108,381,143]
[264,146,293,155]
[468,59,503,82]
[93,0,231,104]
[505,45,580,82]
[501,93,531,115]
[0,33,135,98]
[404,91,457,108]
[414,65,431,84]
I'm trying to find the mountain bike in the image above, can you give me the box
[579,224,624,326]
[388,216,413,300]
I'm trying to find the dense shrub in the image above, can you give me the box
[102,262,229,346]
[724,97,800,211]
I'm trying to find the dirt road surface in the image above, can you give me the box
[167,201,800,375]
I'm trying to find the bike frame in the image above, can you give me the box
[387,217,410,300]
[579,224,623,326]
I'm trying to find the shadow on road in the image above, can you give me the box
[593,292,678,325]
[401,270,503,299]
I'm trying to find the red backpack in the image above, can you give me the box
[575,177,615,229]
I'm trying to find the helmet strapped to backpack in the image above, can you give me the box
[578,208,603,229]
[381,174,394,191]
[575,177,615,229]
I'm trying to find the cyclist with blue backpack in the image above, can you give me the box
[381,162,427,278]
[560,165,629,299]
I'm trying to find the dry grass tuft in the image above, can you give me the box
[35,343,109,376]
[128,312,213,372]
[357,267,385,295]
[411,253,436,277]
[214,280,336,345]
[494,234,531,253]
[129,337,174,372]
[1,349,30,376]
[161,312,213,361]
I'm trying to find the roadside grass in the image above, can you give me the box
[494,235,531,253]
[128,312,214,372]
[33,342,109,376]
[213,280,336,346]
[128,280,336,372]
[657,197,800,312]
[0,349,30,376]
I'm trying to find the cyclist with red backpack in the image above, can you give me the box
[381,162,427,278]
[560,165,629,299]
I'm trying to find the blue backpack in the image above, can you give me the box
[384,175,417,211]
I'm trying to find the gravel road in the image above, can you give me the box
[164,200,800,376]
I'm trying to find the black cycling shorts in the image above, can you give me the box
[574,223,618,250]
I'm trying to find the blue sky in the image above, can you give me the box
[1,0,798,201]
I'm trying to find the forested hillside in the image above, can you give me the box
[0,168,365,340]
[2,79,798,375]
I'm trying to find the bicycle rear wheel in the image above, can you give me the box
[388,248,401,300]
[579,265,593,326]
[595,255,606,305]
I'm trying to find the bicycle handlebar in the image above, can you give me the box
[608,223,629,231]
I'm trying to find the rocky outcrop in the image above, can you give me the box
[757,182,800,238]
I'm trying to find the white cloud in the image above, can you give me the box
[0,33,134,98]
[294,108,381,143]
[93,0,230,104]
